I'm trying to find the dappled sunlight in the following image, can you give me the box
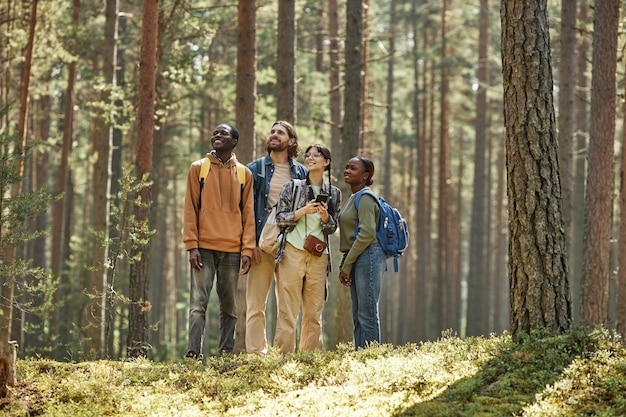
[4,329,625,416]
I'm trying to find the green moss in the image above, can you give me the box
[3,328,625,416]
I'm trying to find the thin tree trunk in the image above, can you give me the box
[617,64,626,338]
[558,0,577,240]
[342,0,363,164]
[26,91,50,353]
[451,138,463,333]
[326,0,350,347]
[383,0,395,201]
[1,0,38,395]
[277,0,295,122]
[234,0,257,354]
[581,0,619,328]
[315,6,325,73]
[493,132,508,332]
[337,0,364,345]
[52,0,78,360]
[411,0,426,343]
[328,0,342,176]
[2,0,38,341]
[437,0,452,334]
[147,5,166,359]
[427,23,437,340]
[236,0,256,160]
[570,0,589,325]
[83,0,118,359]
[127,0,158,359]
[359,0,370,153]
[466,0,489,337]
[409,2,430,341]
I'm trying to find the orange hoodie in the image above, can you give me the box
[183,153,255,258]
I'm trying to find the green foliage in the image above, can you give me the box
[0,132,58,248]
[0,104,59,339]
[103,166,155,355]
[3,329,626,416]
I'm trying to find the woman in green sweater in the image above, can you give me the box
[338,156,386,350]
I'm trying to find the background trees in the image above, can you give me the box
[0,0,621,360]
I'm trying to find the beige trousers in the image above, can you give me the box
[274,242,328,353]
[245,250,277,354]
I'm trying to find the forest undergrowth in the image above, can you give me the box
[2,327,625,416]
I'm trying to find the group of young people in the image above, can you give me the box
[182,121,386,360]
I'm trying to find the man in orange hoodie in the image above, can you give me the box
[182,123,255,359]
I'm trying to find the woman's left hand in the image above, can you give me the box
[339,271,351,287]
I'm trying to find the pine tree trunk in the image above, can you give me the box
[501,0,571,335]
[570,0,590,325]
[276,0,295,122]
[328,0,342,177]
[412,0,428,342]
[234,0,257,353]
[128,0,158,359]
[581,0,619,328]
[436,0,452,334]
[0,341,18,398]
[466,0,489,337]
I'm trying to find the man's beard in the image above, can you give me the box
[269,141,289,152]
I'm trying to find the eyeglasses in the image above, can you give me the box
[304,152,324,159]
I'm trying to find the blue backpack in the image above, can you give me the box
[354,190,409,272]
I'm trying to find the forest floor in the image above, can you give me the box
[1,327,625,416]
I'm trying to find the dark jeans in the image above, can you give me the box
[187,249,240,355]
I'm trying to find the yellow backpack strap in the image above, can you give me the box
[199,157,210,185]
[200,158,245,185]
[198,158,211,209]
[236,162,246,186]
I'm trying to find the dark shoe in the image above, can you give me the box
[184,351,203,362]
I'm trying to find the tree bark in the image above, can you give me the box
[617,73,626,338]
[0,341,18,398]
[436,0,452,334]
[128,0,158,359]
[558,0,577,242]
[1,0,37,360]
[570,0,590,325]
[277,0,295,122]
[359,0,370,153]
[501,0,571,335]
[52,0,79,361]
[581,0,619,328]
[466,0,489,337]
[236,0,256,161]
[410,0,426,342]
[234,0,257,353]
[335,0,364,345]
[328,0,342,177]
[342,0,363,164]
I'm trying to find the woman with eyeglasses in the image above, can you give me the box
[273,144,342,353]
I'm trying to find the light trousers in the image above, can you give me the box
[245,250,277,354]
[275,242,328,353]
